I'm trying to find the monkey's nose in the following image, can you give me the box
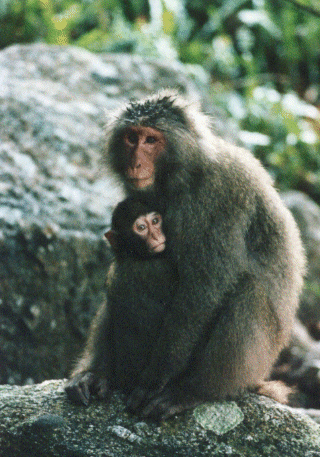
[129,162,141,170]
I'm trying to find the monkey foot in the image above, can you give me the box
[65,372,109,406]
[127,386,200,421]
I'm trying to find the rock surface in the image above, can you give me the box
[0,43,202,385]
[1,380,320,457]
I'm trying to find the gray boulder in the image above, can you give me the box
[0,380,320,457]
[283,191,320,327]
[0,43,202,385]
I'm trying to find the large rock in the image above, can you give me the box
[283,191,320,327]
[1,380,320,457]
[0,43,202,385]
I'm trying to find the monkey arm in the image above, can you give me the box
[74,301,113,374]
[127,192,252,411]
[138,261,241,388]
[153,185,254,370]
[65,300,113,405]
[127,259,244,415]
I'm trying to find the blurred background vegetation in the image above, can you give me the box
[1,0,320,200]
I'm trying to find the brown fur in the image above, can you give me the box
[65,91,306,419]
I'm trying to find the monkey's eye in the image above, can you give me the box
[146,136,156,144]
[152,216,161,225]
[136,223,147,232]
[126,131,138,145]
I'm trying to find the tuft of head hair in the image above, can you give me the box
[111,197,154,233]
[105,90,211,135]
[124,93,186,127]
[103,90,217,174]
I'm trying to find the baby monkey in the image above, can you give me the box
[65,196,176,406]
[105,197,166,259]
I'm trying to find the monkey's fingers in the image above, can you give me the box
[160,402,201,421]
[95,378,110,400]
[126,387,149,412]
[65,372,94,406]
[141,388,201,421]
[140,392,172,419]
[65,383,90,406]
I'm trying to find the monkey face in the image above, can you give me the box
[123,126,166,189]
[132,212,166,254]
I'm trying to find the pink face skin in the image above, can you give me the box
[132,212,166,254]
[124,127,166,189]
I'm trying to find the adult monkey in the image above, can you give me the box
[66,91,306,419]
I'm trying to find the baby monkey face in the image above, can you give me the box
[132,212,166,254]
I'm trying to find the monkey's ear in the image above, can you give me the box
[104,230,118,250]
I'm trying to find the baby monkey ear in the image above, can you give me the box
[104,230,118,250]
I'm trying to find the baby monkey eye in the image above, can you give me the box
[146,136,156,144]
[137,224,147,232]
[152,215,161,225]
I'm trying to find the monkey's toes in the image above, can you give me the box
[126,387,149,412]
[65,372,95,406]
[96,378,110,400]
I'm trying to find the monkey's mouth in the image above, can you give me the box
[128,176,155,189]
[150,242,166,253]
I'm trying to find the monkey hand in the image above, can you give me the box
[127,385,194,421]
[65,372,109,406]
[126,386,161,416]
[126,373,171,416]
[126,386,152,413]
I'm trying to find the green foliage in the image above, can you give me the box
[213,84,320,195]
[1,0,320,200]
